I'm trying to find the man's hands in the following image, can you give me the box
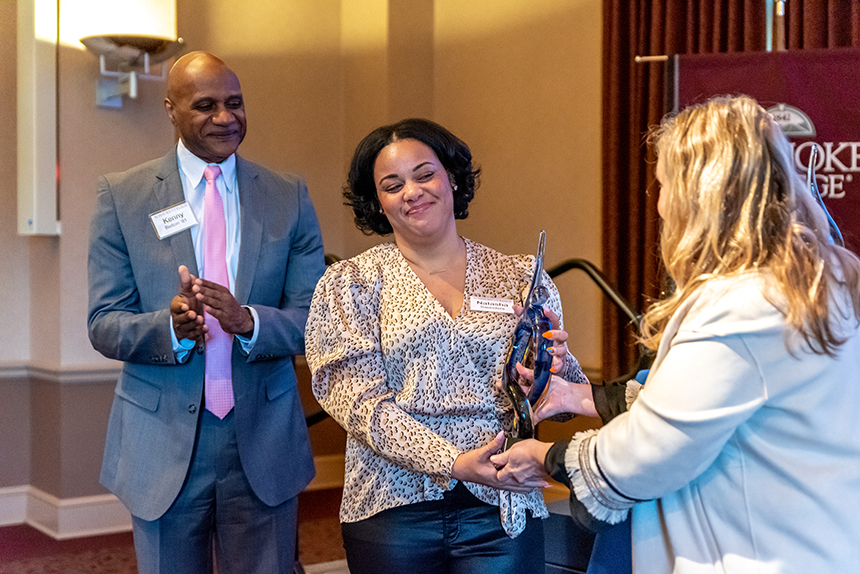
[171,265,205,341]
[451,432,551,493]
[192,276,254,336]
[170,265,255,341]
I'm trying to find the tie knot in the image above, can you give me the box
[204,165,222,183]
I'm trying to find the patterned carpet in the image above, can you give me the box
[0,545,138,574]
[0,525,137,574]
[0,489,345,574]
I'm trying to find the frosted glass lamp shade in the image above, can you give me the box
[75,0,180,65]
[71,0,177,42]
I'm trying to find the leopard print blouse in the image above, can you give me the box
[305,238,588,537]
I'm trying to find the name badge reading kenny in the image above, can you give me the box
[470,296,514,314]
[150,202,198,239]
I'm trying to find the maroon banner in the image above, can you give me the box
[677,49,860,253]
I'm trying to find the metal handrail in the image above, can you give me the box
[546,258,652,382]
[547,258,640,330]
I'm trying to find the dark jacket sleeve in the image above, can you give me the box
[592,382,629,425]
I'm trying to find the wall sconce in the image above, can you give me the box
[81,35,184,108]
[77,0,182,108]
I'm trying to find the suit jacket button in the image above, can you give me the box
[188,404,197,414]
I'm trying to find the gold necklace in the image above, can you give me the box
[400,238,464,276]
[401,254,450,275]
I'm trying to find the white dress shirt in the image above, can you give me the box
[171,139,259,358]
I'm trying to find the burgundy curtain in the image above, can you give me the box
[786,0,860,48]
[601,1,860,382]
[601,1,765,380]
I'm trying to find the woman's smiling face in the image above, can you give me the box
[374,138,457,244]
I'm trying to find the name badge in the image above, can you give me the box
[150,202,198,240]
[470,296,514,314]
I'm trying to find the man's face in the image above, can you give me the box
[165,61,246,163]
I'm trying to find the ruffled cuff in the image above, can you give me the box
[625,380,644,410]
[564,430,632,525]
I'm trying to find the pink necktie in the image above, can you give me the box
[202,165,234,418]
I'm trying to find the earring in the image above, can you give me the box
[453,183,458,191]
[378,208,384,214]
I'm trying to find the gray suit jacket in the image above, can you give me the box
[88,149,325,521]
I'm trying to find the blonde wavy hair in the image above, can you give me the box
[640,95,860,355]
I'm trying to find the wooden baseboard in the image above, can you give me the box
[0,485,131,539]
[0,485,29,526]
[0,453,345,539]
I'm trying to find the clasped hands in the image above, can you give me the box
[170,265,254,342]
[462,310,598,491]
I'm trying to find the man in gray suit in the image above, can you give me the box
[87,51,325,574]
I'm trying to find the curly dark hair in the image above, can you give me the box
[344,118,481,236]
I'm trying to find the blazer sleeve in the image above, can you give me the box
[243,176,326,360]
[87,174,177,365]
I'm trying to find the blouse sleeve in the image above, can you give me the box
[304,261,461,484]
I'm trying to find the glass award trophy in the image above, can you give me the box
[502,230,553,449]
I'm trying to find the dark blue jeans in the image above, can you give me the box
[341,482,545,574]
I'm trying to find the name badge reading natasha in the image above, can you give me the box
[150,202,198,239]
[470,296,514,314]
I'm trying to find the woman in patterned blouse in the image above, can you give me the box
[304,118,589,574]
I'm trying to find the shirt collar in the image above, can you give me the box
[176,139,237,193]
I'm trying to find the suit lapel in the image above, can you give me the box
[155,149,199,277]
[235,156,262,305]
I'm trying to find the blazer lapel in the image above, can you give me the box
[154,149,199,277]
[235,156,262,305]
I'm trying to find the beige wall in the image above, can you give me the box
[177,0,350,258]
[1,0,603,502]
[0,0,31,364]
[0,0,33,493]
[434,0,603,368]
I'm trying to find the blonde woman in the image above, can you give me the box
[494,95,860,573]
